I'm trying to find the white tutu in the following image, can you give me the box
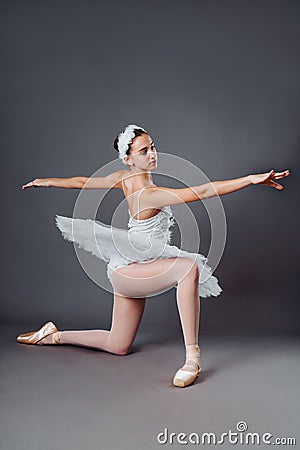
[55,205,222,298]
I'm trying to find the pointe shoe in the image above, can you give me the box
[16,321,60,344]
[173,344,201,388]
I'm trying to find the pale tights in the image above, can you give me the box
[38,257,201,372]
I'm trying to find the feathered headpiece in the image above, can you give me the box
[117,124,147,165]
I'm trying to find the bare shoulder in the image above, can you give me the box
[81,170,127,190]
[105,170,128,189]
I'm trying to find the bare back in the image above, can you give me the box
[121,172,162,221]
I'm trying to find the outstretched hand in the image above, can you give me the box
[21,178,50,190]
[249,169,290,190]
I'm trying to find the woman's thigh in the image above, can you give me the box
[110,257,197,298]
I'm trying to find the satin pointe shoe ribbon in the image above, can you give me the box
[173,344,201,388]
[16,321,59,344]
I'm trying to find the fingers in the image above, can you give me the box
[269,169,289,174]
[21,179,39,189]
[276,169,289,175]
[267,169,289,183]
[274,169,289,175]
[22,181,37,190]
[269,180,284,190]
[274,173,288,179]
[272,170,290,181]
[22,182,33,189]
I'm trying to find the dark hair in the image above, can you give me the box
[114,127,148,156]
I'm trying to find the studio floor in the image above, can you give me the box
[1,325,299,450]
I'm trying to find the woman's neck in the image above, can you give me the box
[127,168,154,186]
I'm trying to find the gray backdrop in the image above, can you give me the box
[2,0,299,336]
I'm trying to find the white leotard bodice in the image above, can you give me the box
[122,178,175,243]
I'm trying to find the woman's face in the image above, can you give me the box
[125,133,157,170]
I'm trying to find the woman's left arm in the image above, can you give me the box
[143,169,291,209]
[204,169,290,198]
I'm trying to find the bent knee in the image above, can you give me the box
[116,348,130,356]
[108,345,131,356]
[178,259,199,282]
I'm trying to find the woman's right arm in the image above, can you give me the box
[21,170,125,190]
[21,176,85,189]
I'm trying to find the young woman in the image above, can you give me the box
[17,124,290,388]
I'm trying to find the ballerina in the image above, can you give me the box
[17,124,290,388]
